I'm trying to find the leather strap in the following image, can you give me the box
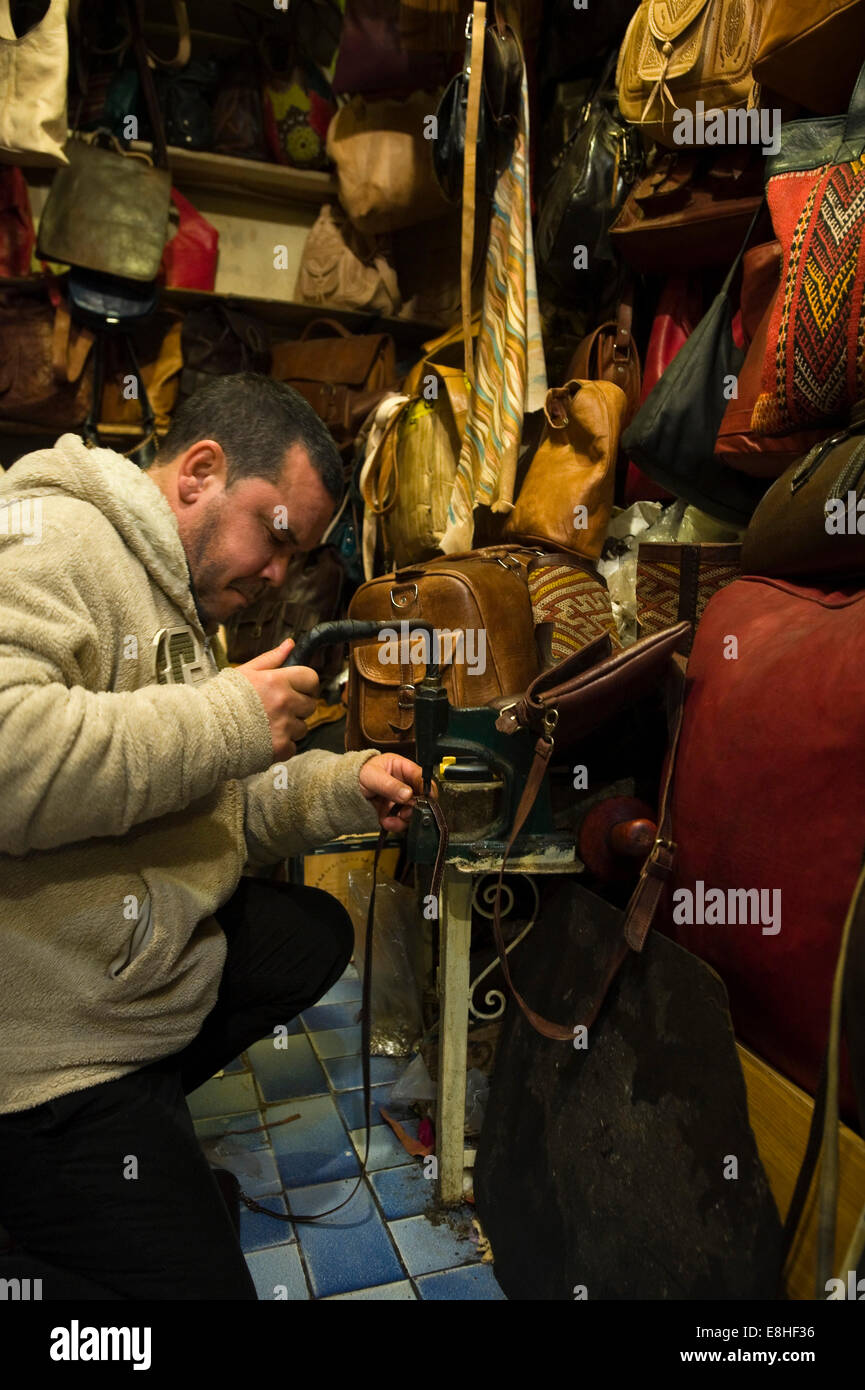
[126,0,170,168]
[461,3,486,385]
[237,790,449,1226]
[51,302,95,386]
[144,0,191,70]
[490,651,688,1040]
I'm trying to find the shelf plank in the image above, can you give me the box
[129,141,338,204]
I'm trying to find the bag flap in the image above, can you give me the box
[352,640,453,684]
[648,0,710,43]
[272,333,389,386]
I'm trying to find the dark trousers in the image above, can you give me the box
[0,878,354,1300]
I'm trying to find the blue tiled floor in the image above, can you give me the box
[189,962,506,1301]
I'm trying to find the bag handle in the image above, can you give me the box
[489,651,688,1041]
[125,0,170,168]
[461,2,487,385]
[298,317,354,343]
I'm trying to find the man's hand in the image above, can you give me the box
[358,753,429,833]
[236,638,319,761]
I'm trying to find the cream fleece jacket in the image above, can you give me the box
[0,433,381,1114]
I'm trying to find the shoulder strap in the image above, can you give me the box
[461,3,486,385]
[490,652,688,1040]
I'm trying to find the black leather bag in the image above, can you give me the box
[621,203,770,526]
[179,304,271,400]
[431,4,521,203]
[535,50,642,313]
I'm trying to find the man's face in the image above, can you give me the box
[156,439,336,629]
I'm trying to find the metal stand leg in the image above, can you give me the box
[436,864,473,1207]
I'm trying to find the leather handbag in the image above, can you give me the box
[636,541,741,652]
[714,239,829,478]
[664,573,865,1125]
[566,286,641,433]
[740,406,865,580]
[332,0,452,96]
[99,311,184,433]
[0,0,69,167]
[609,147,765,274]
[345,546,542,755]
[270,318,398,449]
[0,291,93,428]
[159,187,219,292]
[751,59,865,438]
[503,379,628,562]
[752,0,865,117]
[179,304,271,400]
[535,49,642,312]
[294,203,401,318]
[0,166,35,277]
[624,273,703,506]
[326,90,450,235]
[431,0,522,205]
[489,622,691,1041]
[615,0,764,149]
[36,130,171,282]
[37,2,172,282]
[621,202,771,525]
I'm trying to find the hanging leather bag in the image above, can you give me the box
[431,0,522,205]
[535,49,642,311]
[270,318,397,448]
[615,0,764,149]
[36,0,172,281]
[621,202,771,525]
[0,292,93,429]
[503,379,627,562]
[566,285,641,432]
[752,0,865,117]
[750,58,865,438]
[326,90,449,235]
[0,0,70,167]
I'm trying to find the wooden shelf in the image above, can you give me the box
[0,419,167,438]
[129,141,338,205]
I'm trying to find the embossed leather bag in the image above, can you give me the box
[750,59,865,438]
[615,0,763,149]
[503,379,628,562]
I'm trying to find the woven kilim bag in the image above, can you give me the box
[751,59,865,435]
[527,557,620,665]
[636,542,740,653]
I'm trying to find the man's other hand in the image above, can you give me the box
[358,753,429,833]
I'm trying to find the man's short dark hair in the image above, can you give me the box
[150,372,343,501]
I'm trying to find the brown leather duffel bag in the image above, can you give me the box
[270,317,398,448]
[345,546,542,754]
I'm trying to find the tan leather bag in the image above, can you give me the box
[345,545,541,754]
[100,315,184,432]
[752,0,865,116]
[504,379,628,562]
[567,292,642,431]
[0,294,93,428]
[294,203,401,317]
[615,0,764,149]
[270,318,398,448]
[326,90,450,235]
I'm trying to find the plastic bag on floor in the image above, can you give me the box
[347,869,424,1057]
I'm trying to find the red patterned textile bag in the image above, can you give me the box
[751,59,865,435]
